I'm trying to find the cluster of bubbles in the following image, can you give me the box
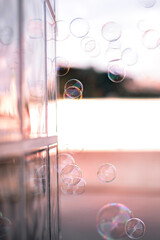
[58,153,86,195]
[97,163,116,183]
[0,212,12,238]
[63,79,83,99]
[96,203,146,240]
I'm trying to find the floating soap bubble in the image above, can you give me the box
[125,218,146,239]
[27,19,43,39]
[52,56,70,76]
[63,86,82,99]
[142,29,160,49]
[108,59,126,83]
[139,0,156,8]
[81,36,96,52]
[58,153,75,173]
[121,48,138,66]
[61,177,86,195]
[96,203,133,240]
[60,164,82,186]
[70,17,89,38]
[97,163,116,183]
[102,21,121,42]
[0,26,13,45]
[54,20,70,41]
[64,79,83,93]
[88,42,101,57]
[105,48,121,63]
[0,215,12,238]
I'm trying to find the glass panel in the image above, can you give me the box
[0,156,22,239]
[25,149,49,240]
[49,146,59,240]
[46,3,57,136]
[23,0,46,138]
[0,0,21,141]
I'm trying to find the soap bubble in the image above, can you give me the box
[108,59,126,83]
[70,18,89,38]
[27,19,43,39]
[63,86,82,99]
[0,215,12,238]
[0,26,13,45]
[142,29,160,49]
[97,163,116,183]
[60,164,82,186]
[125,218,146,239]
[54,56,70,76]
[139,0,156,8]
[80,36,96,52]
[64,79,83,93]
[61,177,86,195]
[88,42,101,57]
[54,20,70,41]
[58,153,75,173]
[121,48,138,66]
[102,21,121,42]
[105,48,121,63]
[96,203,133,240]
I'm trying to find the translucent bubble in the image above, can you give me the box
[102,21,121,42]
[97,163,116,183]
[142,29,160,49]
[108,59,126,83]
[54,20,70,41]
[61,177,86,195]
[105,48,121,63]
[0,215,12,238]
[70,17,89,38]
[63,86,82,99]
[60,164,82,186]
[52,56,70,76]
[96,203,133,240]
[64,79,83,93]
[125,218,146,239]
[80,36,96,52]
[27,19,43,39]
[121,48,138,66]
[58,153,75,173]
[0,26,13,45]
[139,0,156,8]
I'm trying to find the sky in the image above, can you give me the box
[55,0,160,85]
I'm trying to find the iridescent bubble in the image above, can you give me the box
[102,22,121,42]
[58,153,75,173]
[142,29,160,49]
[52,56,70,76]
[97,163,116,183]
[70,18,89,38]
[64,79,83,93]
[60,164,82,186]
[125,218,146,239]
[121,48,138,66]
[27,19,43,39]
[96,203,133,240]
[0,26,13,45]
[63,86,82,99]
[0,215,12,238]
[61,177,86,195]
[54,20,70,41]
[139,0,156,8]
[108,59,126,83]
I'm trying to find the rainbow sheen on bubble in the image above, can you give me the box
[60,164,82,186]
[125,218,146,239]
[121,48,138,66]
[63,86,82,99]
[52,56,70,76]
[108,59,126,83]
[64,79,83,93]
[27,19,43,39]
[102,21,121,42]
[61,177,86,195]
[70,18,89,38]
[142,29,160,49]
[96,203,133,240]
[97,163,116,183]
